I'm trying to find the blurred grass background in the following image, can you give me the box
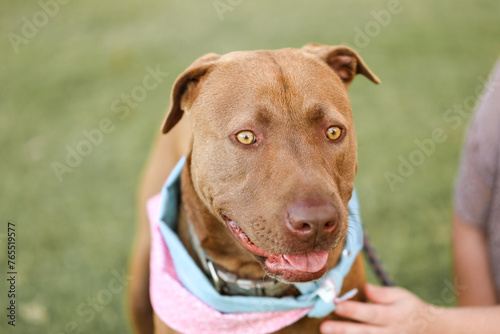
[1,0,499,333]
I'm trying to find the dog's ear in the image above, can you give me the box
[161,53,220,134]
[301,44,380,87]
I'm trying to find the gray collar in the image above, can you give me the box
[187,219,292,297]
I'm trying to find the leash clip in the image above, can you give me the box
[310,278,337,303]
[308,278,358,304]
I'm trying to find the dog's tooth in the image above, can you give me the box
[228,220,261,250]
[229,221,240,231]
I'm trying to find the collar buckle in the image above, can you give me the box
[206,260,223,293]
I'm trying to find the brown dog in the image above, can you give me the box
[129,44,379,334]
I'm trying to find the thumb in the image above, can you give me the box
[365,283,409,304]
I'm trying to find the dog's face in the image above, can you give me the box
[163,44,379,283]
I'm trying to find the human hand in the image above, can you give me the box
[320,283,439,334]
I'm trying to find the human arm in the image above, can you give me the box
[320,283,500,334]
[452,212,497,306]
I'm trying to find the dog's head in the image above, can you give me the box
[163,44,379,283]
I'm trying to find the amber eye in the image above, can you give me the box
[326,126,342,140]
[236,130,256,145]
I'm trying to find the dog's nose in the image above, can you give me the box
[286,201,338,240]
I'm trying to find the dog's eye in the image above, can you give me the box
[236,130,256,145]
[326,126,342,140]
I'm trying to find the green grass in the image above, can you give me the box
[1,0,499,332]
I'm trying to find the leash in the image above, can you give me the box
[362,233,394,287]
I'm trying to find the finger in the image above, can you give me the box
[365,283,409,304]
[320,320,383,334]
[334,301,391,326]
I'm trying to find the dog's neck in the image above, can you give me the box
[178,153,267,280]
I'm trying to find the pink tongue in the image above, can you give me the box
[283,251,329,273]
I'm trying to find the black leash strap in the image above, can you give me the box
[363,233,395,287]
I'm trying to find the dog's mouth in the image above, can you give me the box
[222,215,329,282]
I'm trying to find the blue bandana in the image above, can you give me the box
[158,156,363,318]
